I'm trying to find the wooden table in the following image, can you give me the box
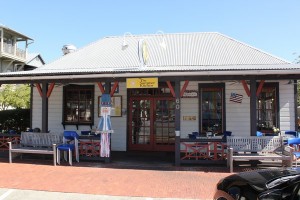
[79,135,101,160]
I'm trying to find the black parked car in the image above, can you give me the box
[214,168,300,200]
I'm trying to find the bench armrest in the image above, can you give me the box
[8,141,21,149]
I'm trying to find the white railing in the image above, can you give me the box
[3,42,14,54]
[16,48,26,59]
[0,42,26,59]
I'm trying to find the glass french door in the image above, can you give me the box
[128,97,175,151]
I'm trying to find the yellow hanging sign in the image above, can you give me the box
[126,78,158,88]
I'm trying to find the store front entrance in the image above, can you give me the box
[128,89,175,151]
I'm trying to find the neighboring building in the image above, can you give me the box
[0,25,34,72]
[24,53,45,70]
[1,32,300,165]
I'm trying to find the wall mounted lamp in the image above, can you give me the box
[286,80,298,85]
[122,32,133,50]
[156,30,167,49]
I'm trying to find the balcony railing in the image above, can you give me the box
[0,42,26,59]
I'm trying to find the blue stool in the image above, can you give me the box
[188,134,196,139]
[222,131,232,140]
[57,131,79,165]
[285,131,297,138]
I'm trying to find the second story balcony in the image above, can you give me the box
[0,25,33,62]
[0,42,26,60]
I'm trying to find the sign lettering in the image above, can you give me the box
[126,78,158,88]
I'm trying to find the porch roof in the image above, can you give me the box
[0,25,33,40]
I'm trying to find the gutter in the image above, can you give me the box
[1,69,300,82]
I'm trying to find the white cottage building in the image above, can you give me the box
[1,32,300,165]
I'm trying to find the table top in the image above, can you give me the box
[180,136,224,142]
[79,135,100,140]
[0,133,20,137]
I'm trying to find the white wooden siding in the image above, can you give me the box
[279,81,295,131]
[48,87,63,133]
[225,83,250,136]
[31,80,296,152]
[32,83,128,151]
[180,81,296,137]
[180,81,199,138]
[180,81,251,137]
[32,86,42,129]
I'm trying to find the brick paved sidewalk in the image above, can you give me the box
[0,158,232,199]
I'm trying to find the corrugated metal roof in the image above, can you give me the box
[26,53,39,63]
[1,32,297,80]
[26,53,45,67]
[33,32,289,72]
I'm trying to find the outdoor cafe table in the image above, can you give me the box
[79,135,101,160]
[180,137,227,165]
[79,135,109,162]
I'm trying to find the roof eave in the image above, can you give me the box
[1,69,300,83]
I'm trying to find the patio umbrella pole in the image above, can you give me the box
[96,94,113,157]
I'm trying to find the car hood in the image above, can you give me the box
[218,168,300,192]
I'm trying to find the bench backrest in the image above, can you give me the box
[20,132,63,148]
[227,136,284,153]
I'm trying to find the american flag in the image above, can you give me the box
[230,93,243,103]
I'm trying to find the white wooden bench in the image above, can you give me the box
[8,132,63,166]
[227,136,293,173]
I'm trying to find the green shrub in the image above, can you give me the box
[0,109,30,133]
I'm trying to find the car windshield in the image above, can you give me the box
[267,175,300,189]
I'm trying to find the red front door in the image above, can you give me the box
[128,97,175,151]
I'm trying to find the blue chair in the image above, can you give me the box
[57,131,79,165]
[188,134,196,140]
[222,131,232,140]
[285,131,297,138]
[224,131,232,137]
[287,138,300,167]
[192,132,199,137]
[256,131,263,137]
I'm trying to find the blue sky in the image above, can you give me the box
[1,0,300,63]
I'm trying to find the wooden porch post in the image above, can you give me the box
[30,84,33,130]
[174,80,181,166]
[250,79,257,136]
[294,80,298,131]
[41,82,48,133]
